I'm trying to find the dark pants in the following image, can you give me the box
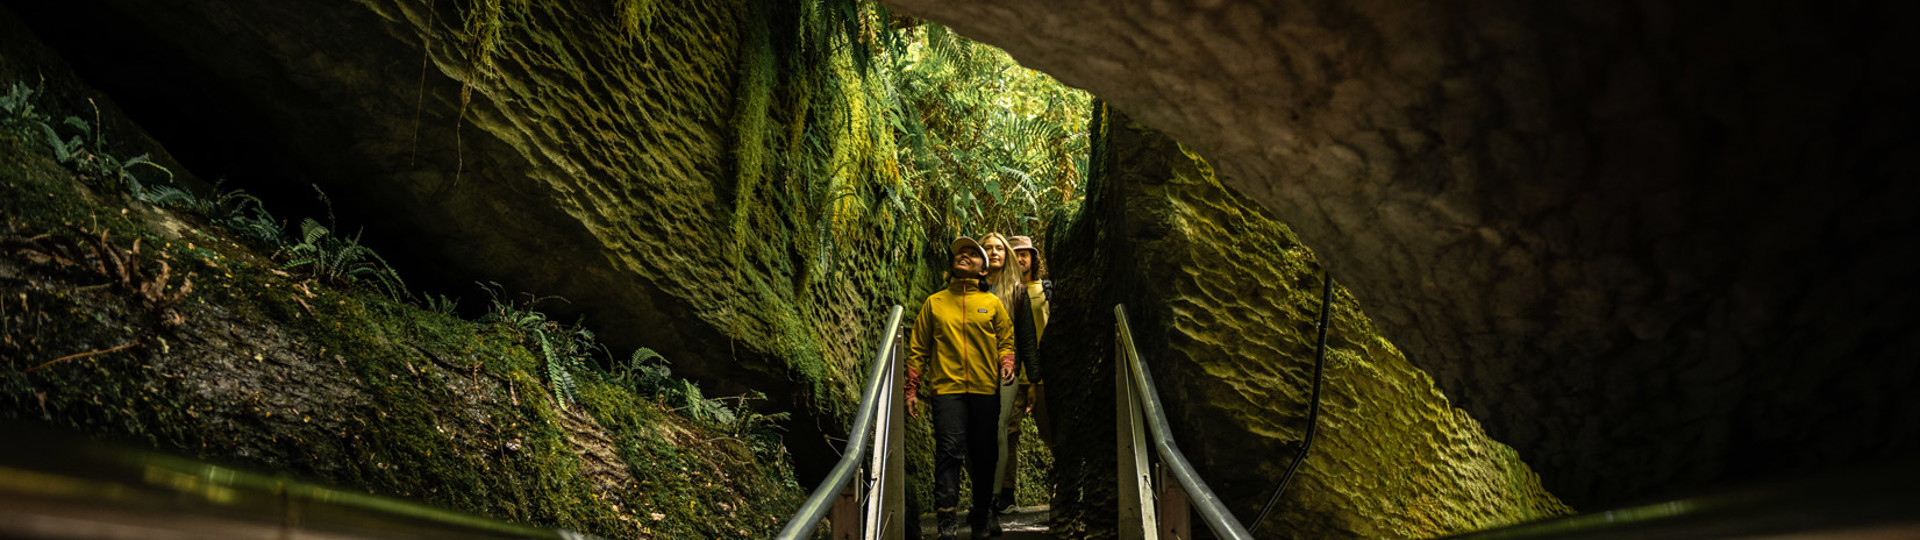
[930,393,1000,520]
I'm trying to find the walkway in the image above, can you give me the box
[916,507,1052,539]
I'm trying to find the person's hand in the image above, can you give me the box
[999,353,1016,385]
[904,366,922,418]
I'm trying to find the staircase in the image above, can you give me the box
[5,305,1918,539]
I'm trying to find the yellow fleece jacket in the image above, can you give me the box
[908,278,1015,396]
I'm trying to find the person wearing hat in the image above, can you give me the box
[992,235,1054,514]
[906,236,1017,539]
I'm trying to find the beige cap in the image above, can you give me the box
[1008,235,1037,253]
[951,236,988,263]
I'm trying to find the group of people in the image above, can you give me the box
[905,233,1054,539]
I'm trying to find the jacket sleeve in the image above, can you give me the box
[907,302,933,375]
[993,298,1016,358]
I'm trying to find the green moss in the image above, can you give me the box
[1044,109,1568,538]
[0,111,800,538]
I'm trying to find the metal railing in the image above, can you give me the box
[1250,271,1333,533]
[1440,462,1920,539]
[1115,304,1253,540]
[0,423,599,540]
[776,305,907,540]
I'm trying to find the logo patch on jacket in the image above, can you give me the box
[976,309,989,313]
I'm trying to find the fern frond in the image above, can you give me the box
[299,218,329,246]
[630,347,666,365]
[140,185,197,207]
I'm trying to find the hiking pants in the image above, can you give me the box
[930,393,1000,517]
[999,382,1053,492]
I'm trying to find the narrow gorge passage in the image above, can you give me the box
[4,1,1914,539]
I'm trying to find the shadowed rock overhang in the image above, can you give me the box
[881,0,1920,506]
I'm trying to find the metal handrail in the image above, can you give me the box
[776,305,906,540]
[0,423,599,539]
[1251,270,1334,532]
[1440,462,1920,539]
[1115,304,1254,540]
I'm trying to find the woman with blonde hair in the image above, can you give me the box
[977,233,1025,528]
[992,235,1052,514]
[979,233,1024,315]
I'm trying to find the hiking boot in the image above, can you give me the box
[994,489,1017,514]
[936,508,960,540]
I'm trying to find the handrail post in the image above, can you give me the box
[1116,319,1159,540]
[872,325,907,540]
[860,347,893,539]
[776,306,906,540]
[887,325,908,539]
[1115,304,1253,540]
[831,482,860,540]
[1157,463,1191,539]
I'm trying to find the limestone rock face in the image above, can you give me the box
[887,0,1920,505]
[1042,107,1568,538]
[3,0,922,476]
[1,14,805,536]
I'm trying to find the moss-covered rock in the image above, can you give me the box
[1042,106,1568,538]
[880,0,1920,508]
[0,33,802,536]
[2,0,929,479]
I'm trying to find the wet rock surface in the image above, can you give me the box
[1043,107,1567,538]
[886,0,1920,505]
[2,0,924,481]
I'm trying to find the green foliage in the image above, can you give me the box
[151,180,286,247]
[422,293,461,317]
[2,72,805,539]
[605,348,788,456]
[1,82,49,137]
[280,212,407,302]
[758,12,1091,290]
[726,0,776,259]
[612,347,674,396]
[717,391,791,458]
[7,75,284,248]
[477,282,595,407]
[674,380,727,424]
[36,110,176,200]
[5,82,188,207]
[880,22,1091,241]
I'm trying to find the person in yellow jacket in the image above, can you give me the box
[906,236,1016,540]
[993,235,1053,514]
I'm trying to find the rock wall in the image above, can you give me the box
[887,0,1920,505]
[1042,106,1568,538]
[2,0,926,479]
[0,45,803,535]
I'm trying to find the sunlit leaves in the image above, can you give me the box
[879,22,1091,241]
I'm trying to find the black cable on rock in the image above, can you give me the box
[1250,269,1334,534]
